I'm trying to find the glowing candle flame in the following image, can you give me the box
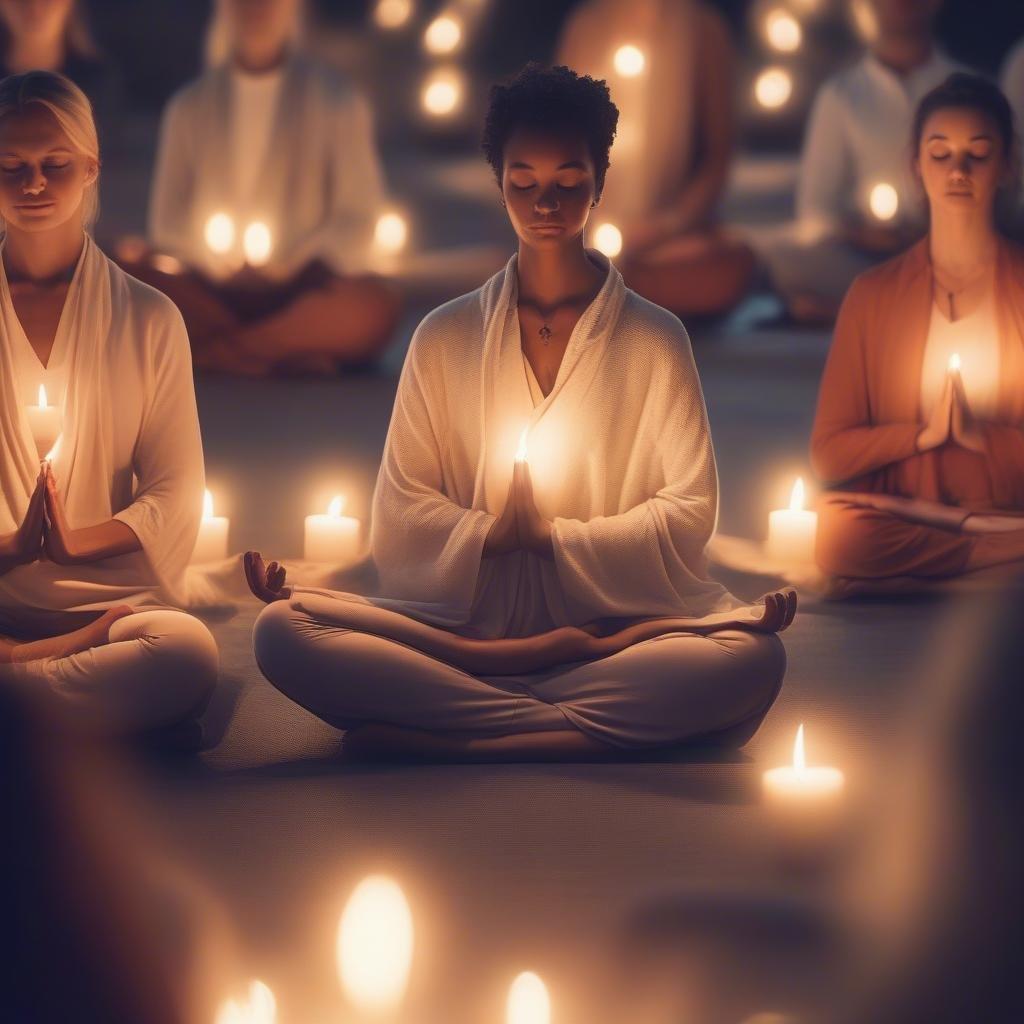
[37,383,48,409]
[374,211,409,254]
[44,436,61,463]
[421,69,463,117]
[327,494,346,518]
[374,0,413,29]
[243,221,273,266]
[336,875,414,1012]
[613,44,645,77]
[948,352,962,373]
[515,427,529,463]
[593,222,623,258]
[507,972,551,1024]
[424,14,462,54]
[765,9,802,52]
[754,67,792,110]
[214,980,276,1024]
[869,182,899,221]
[203,488,215,520]
[788,477,806,512]
[205,212,235,254]
[793,723,806,771]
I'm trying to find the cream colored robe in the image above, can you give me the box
[0,238,204,630]
[149,55,385,281]
[369,254,762,638]
[557,0,697,225]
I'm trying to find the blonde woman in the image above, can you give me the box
[129,0,400,376]
[0,71,217,737]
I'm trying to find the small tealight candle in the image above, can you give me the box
[304,494,361,563]
[869,182,899,222]
[423,13,462,54]
[27,384,62,460]
[754,67,793,110]
[763,724,845,806]
[243,221,273,267]
[205,211,235,255]
[191,489,229,564]
[766,477,818,565]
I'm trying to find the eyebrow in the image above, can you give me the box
[926,133,993,142]
[0,146,74,156]
[507,160,587,171]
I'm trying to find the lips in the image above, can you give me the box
[16,201,55,210]
[529,223,565,232]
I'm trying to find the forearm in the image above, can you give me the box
[0,532,33,577]
[62,520,142,564]
[812,423,921,483]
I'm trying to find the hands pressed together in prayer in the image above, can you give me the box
[483,458,553,559]
[916,371,986,455]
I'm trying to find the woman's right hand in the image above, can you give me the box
[482,478,519,557]
[244,550,291,603]
[916,372,954,453]
[1,470,46,572]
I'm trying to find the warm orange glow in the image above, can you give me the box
[515,427,529,464]
[328,494,346,518]
[44,436,61,463]
[613,44,645,77]
[214,980,276,1024]
[421,68,463,117]
[869,182,899,221]
[948,352,962,374]
[374,0,413,29]
[204,212,235,254]
[203,489,215,520]
[788,476,806,512]
[593,222,623,258]
[765,9,802,52]
[754,67,792,109]
[793,722,806,770]
[507,972,551,1024]
[336,875,414,1012]
[37,383,48,409]
[424,13,462,54]
[374,210,409,254]
[243,221,273,266]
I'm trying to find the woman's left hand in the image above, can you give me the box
[244,550,291,603]
[42,464,83,564]
[950,374,987,454]
[512,459,554,559]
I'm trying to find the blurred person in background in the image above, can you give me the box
[124,0,401,376]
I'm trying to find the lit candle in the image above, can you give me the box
[515,426,530,464]
[754,67,793,110]
[612,43,646,77]
[304,494,361,562]
[374,210,409,256]
[424,13,462,54]
[869,182,899,222]
[766,477,817,564]
[26,384,61,459]
[205,211,235,254]
[191,489,229,564]
[337,875,414,1013]
[764,8,802,52]
[506,971,551,1024]
[948,351,962,377]
[763,724,844,805]
[421,67,464,118]
[215,979,276,1024]
[592,222,623,258]
[373,0,413,30]
[243,221,273,267]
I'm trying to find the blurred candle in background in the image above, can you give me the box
[766,477,817,564]
[507,972,552,1024]
[304,494,361,562]
[205,212,235,255]
[243,221,273,267]
[612,43,645,77]
[869,182,899,222]
[754,67,793,110]
[191,489,229,564]
[593,222,623,258]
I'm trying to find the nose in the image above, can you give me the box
[21,164,46,195]
[950,152,971,178]
[534,184,560,214]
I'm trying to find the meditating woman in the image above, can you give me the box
[556,0,754,318]
[125,0,399,375]
[0,72,218,735]
[246,65,793,762]
[811,74,1024,597]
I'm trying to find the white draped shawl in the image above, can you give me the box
[0,238,204,628]
[148,55,385,281]
[369,253,761,638]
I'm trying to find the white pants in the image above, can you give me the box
[253,593,786,749]
[8,610,218,735]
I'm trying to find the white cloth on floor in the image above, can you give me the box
[149,54,385,281]
[557,0,697,225]
[253,593,785,748]
[7,609,218,735]
[0,236,205,627]
[797,50,962,238]
[368,251,765,637]
[920,288,1000,420]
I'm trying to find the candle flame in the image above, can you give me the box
[328,494,345,518]
[243,221,273,267]
[37,383,48,409]
[214,980,276,1024]
[788,476,806,512]
[765,8,802,52]
[948,352,961,373]
[515,427,529,463]
[507,971,551,1024]
[424,13,462,54]
[336,875,414,1012]
[374,210,409,254]
[421,68,463,117]
[374,0,413,29]
[793,723,806,771]
[613,43,646,77]
[869,182,899,221]
[203,489,214,519]
[44,435,61,463]
[204,212,235,254]
[754,67,793,110]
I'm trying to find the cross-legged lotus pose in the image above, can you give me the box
[246,66,793,762]
[121,0,400,376]
[0,72,217,735]
[557,0,755,318]
[811,75,1024,598]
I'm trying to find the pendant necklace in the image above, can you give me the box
[538,322,552,344]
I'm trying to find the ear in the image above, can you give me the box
[83,158,99,189]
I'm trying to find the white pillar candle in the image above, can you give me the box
[507,971,551,1024]
[763,724,845,808]
[766,476,818,564]
[26,384,62,460]
[304,494,361,563]
[191,489,229,564]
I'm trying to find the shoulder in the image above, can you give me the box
[294,57,365,110]
[813,58,869,111]
[162,70,217,122]
[618,290,694,364]
[406,289,484,367]
[111,259,189,339]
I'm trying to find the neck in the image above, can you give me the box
[929,209,999,277]
[3,219,85,283]
[516,236,602,309]
[871,34,933,76]
[6,36,65,73]
[233,42,288,75]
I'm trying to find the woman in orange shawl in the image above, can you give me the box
[811,74,1024,596]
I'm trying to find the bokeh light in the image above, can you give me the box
[754,67,793,110]
[613,44,646,77]
[593,222,623,258]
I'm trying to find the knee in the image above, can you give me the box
[815,502,889,578]
[145,611,219,711]
[252,599,305,688]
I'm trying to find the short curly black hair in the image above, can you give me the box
[481,63,619,196]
